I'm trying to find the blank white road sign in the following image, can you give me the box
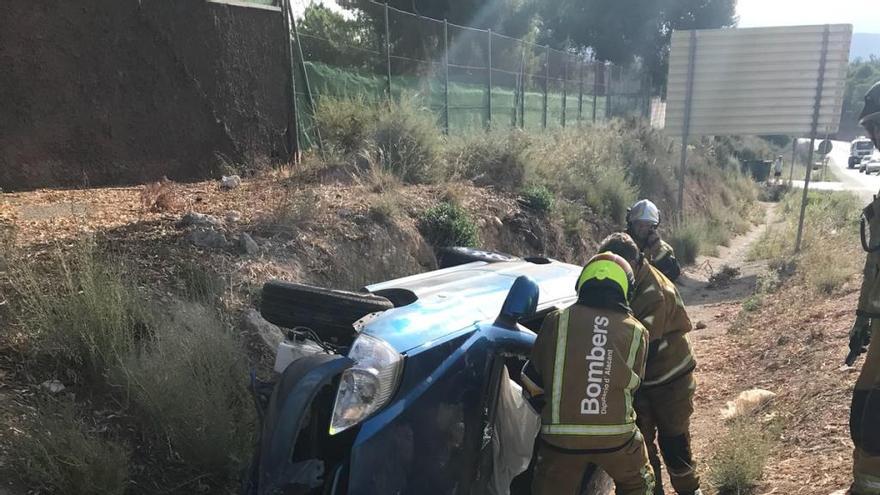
[665,24,852,137]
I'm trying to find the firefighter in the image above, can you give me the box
[626,199,682,282]
[522,252,654,495]
[849,80,880,495]
[598,232,701,495]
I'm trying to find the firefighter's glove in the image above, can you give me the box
[847,315,872,366]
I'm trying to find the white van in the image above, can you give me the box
[850,137,876,168]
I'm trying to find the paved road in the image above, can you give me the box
[793,139,879,201]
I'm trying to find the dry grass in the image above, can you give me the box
[140,176,183,212]
[6,397,130,495]
[3,241,151,380]
[114,304,254,481]
[749,190,862,293]
[708,418,774,494]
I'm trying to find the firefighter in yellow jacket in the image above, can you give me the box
[522,252,654,495]
[848,80,880,495]
[626,199,682,282]
[599,233,701,495]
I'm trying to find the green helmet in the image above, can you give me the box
[859,81,880,149]
[576,252,635,300]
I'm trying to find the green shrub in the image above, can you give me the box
[179,260,227,304]
[373,98,443,183]
[115,304,254,480]
[528,127,636,224]
[314,97,376,155]
[7,243,150,379]
[520,184,555,213]
[446,130,530,190]
[709,419,773,494]
[8,397,130,495]
[313,96,442,184]
[418,202,479,248]
[668,222,702,265]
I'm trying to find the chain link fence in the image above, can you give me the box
[291,0,650,148]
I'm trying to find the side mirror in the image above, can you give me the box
[496,276,540,329]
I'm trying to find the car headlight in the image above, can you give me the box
[329,333,403,435]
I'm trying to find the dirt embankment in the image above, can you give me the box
[0,0,290,192]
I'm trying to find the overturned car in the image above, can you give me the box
[244,249,612,495]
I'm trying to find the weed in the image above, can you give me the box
[261,189,321,236]
[709,418,773,494]
[8,397,130,495]
[520,184,555,214]
[373,98,443,184]
[668,222,701,265]
[369,192,402,224]
[140,176,183,212]
[314,96,376,155]
[7,242,151,379]
[742,294,763,312]
[418,202,478,248]
[557,200,586,238]
[178,260,227,304]
[446,130,530,190]
[115,304,254,481]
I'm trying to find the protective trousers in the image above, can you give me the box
[532,434,655,495]
[635,373,699,495]
[852,321,880,494]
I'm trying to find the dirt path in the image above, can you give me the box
[679,202,775,332]
[669,203,778,493]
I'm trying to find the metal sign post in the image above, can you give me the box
[677,30,698,218]
[794,25,831,253]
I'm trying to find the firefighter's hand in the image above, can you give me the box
[846,315,872,366]
[644,230,662,256]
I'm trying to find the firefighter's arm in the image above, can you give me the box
[522,311,558,412]
[653,241,682,282]
[668,286,694,335]
[635,288,668,359]
[634,322,649,381]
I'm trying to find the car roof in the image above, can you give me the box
[362,259,580,353]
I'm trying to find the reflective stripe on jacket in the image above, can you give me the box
[631,262,696,387]
[530,304,648,451]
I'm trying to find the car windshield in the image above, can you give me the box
[857,142,874,151]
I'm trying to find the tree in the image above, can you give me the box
[841,57,880,138]
[538,0,736,92]
[298,4,379,70]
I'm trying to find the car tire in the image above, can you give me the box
[436,247,518,269]
[260,281,393,342]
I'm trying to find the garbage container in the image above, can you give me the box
[740,160,772,182]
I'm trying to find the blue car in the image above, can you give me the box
[245,252,612,495]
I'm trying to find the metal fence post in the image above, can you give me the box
[443,19,450,134]
[561,53,567,127]
[592,62,598,124]
[606,65,613,120]
[384,2,392,99]
[542,45,549,129]
[794,24,831,253]
[280,0,298,161]
[487,29,493,128]
[577,59,584,124]
[518,44,526,129]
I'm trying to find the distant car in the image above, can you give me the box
[865,157,880,175]
[850,137,876,168]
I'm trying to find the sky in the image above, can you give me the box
[736,0,880,33]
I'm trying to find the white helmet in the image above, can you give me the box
[626,199,661,226]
